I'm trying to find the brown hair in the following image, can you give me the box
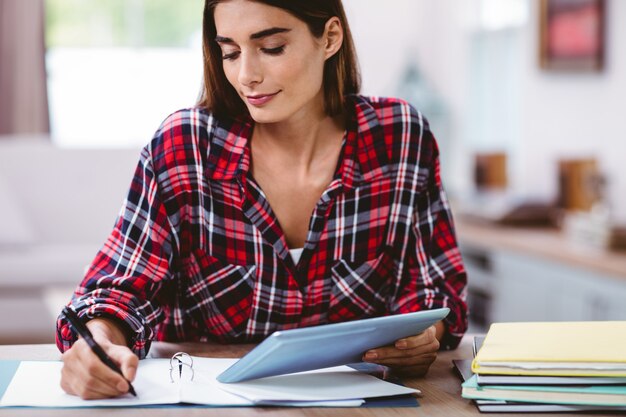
[197,0,361,119]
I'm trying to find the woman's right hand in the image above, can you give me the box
[60,318,138,399]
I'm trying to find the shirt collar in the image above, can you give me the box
[207,116,252,181]
[207,95,390,189]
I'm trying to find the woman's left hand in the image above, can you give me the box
[362,324,441,377]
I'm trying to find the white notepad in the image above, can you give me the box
[0,357,416,408]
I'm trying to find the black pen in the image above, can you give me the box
[62,306,137,396]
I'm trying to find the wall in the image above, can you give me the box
[344,0,626,222]
[519,0,626,222]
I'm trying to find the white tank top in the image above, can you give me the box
[289,248,304,264]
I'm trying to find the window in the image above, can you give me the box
[479,0,528,31]
[46,0,204,147]
[465,0,530,155]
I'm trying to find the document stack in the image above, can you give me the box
[460,322,626,413]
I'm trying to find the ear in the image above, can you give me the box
[323,17,343,60]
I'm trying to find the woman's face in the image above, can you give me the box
[214,0,335,125]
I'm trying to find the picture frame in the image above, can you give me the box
[539,0,605,71]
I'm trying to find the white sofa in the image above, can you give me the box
[0,136,140,343]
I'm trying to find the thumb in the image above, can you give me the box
[106,344,139,381]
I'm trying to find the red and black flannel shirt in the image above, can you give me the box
[56,95,468,357]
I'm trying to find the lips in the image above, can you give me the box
[246,91,280,106]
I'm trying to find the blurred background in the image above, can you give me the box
[0,0,624,344]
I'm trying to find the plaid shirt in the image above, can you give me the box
[56,95,467,358]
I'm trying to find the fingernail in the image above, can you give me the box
[396,341,408,348]
[365,351,378,359]
[117,381,128,392]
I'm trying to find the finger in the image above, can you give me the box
[88,366,130,395]
[364,339,439,361]
[62,349,124,399]
[83,345,136,393]
[395,326,438,350]
[70,340,131,397]
[106,344,139,381]
[79,346,131,397]
[61,342,100,396]
[73,372,124,400]
[60,359,78,396]
[364,326,439,361]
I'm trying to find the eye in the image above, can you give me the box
[222,51,240,61]
[262,45,285,56]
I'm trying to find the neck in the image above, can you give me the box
[252,108,345,172]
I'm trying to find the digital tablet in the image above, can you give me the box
[217,307,449,383]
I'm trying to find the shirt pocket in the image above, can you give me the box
[184,249,257,340]
[328,252,393,322]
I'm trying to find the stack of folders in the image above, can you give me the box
[457,322,626,413]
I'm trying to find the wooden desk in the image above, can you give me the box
[0,337,618,416]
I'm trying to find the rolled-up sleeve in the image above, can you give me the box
[56,145,176,358]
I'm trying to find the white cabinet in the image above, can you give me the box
[462,243,626,331]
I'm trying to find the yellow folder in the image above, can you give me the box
[471,322,626,377]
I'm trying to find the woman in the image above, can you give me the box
[58,0,467,399]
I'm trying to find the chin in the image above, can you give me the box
[246,108,285,124]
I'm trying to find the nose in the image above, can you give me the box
[238,52,262,87]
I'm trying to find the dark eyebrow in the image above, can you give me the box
[215,27,291,44]
[250,27,290,40]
